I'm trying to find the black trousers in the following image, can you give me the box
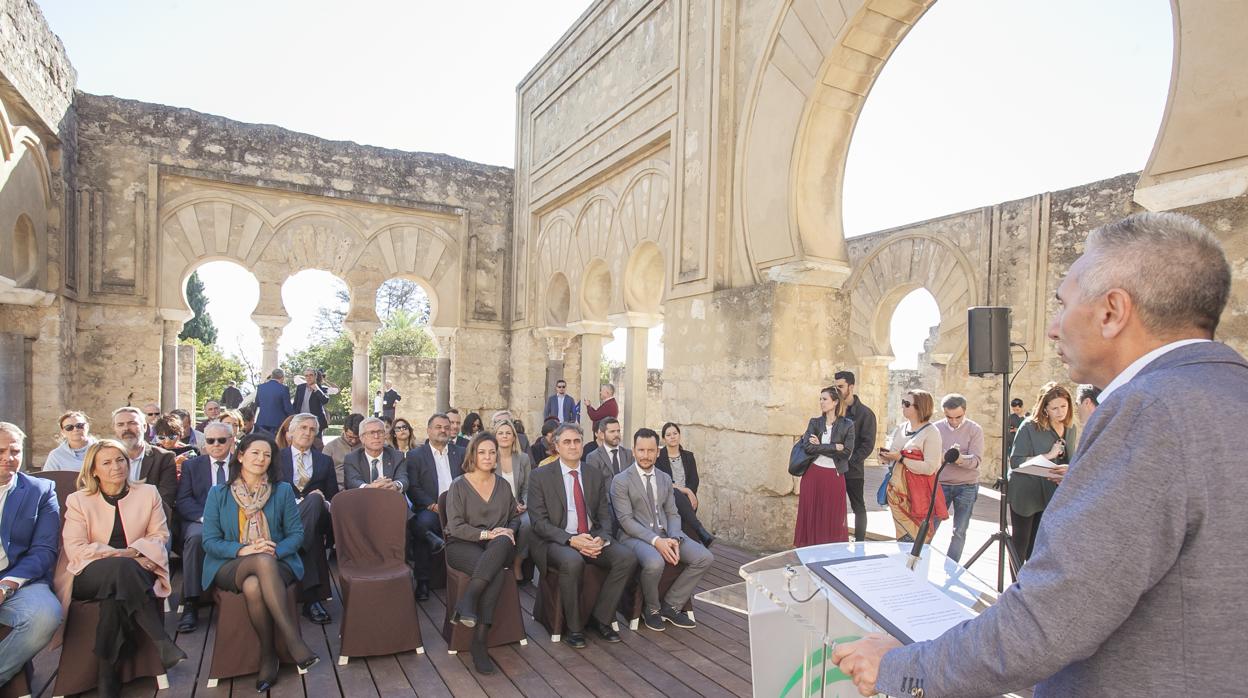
[445,537,514,625]
[672,490,705,532]
[1011,509,1044,562]
[297,492,331,601]
[845,477,867,541]
[544,541,637,632]
[71,557,167,665]
[408,509,442,581]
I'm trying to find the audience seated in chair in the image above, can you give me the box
[173,420,237,632]
[277,413,339,625]
[405,413,462,601]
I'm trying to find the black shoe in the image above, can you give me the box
[564,631,587,649]
[415,580,430,601]
[470,639,494,674]
[255,679,273,693]
[425,531,446,555]
[661,605,696,629]
[157,639,188,670]
[696,523,715,548]
[641,609,665,631]
[303,601,331,625]
[177,604,199,633]
[589,618,621,643]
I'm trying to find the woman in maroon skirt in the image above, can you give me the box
[793,385,857,547]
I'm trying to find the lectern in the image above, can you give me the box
[696,542,999,697]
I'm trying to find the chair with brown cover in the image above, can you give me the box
[436,492,527,653]
[52,598,168,697]
[0,627,31,698]
[618,560,696,630]
[532,542,613,642]
[30,471,77,520]
[203,583,299,687]
[332,488,423,664]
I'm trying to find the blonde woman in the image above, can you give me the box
[43,410,97,471]
[494,419,532,578]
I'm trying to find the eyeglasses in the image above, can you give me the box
[361,430,385,438]
[901,399,913,408]
[63,423,88,432]
[204,437,231,445]
[145,412,160,417]
[394,425,410,432]
[155,434,178,441]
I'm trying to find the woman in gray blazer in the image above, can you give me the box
[494,419,532,579]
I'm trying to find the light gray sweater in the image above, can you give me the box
[876,341,1248,696]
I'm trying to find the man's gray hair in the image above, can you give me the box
[0,421,26,441]
[602,383,615,396]
[204,421,235,437]
[552,422,583,441]
[360,416,386,433]
[941,393,968,411]
[289,413,319,432]
[111,406,144,421]
[270,368,285,380]
[1081,212,1231,334]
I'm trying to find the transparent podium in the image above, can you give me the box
[695,542,999,697]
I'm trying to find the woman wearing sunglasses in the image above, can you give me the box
[880,389,946,542]
[153,415,198,476]
[43,410,98,471]
[389,418,418,457]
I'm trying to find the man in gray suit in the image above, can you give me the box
[611,427,712,632]
[342,417,408,493]
[834,212,1247,697]
[585,416,632,479]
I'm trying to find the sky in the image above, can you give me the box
[41,0,1172,375]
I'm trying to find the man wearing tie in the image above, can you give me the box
[543,380,574,423]
[612,427,712,632]
[586,417,632,479]
[342,418,409,492]
[278,413,339,624]
[406,413,462,600]
[527,423,637,648]
[174,421,236,632]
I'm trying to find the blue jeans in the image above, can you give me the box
[940,484,979,563]
[0,582,62,682]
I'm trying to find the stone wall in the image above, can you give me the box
[380,356,438,443]
[608,365,663,430]
[0,0,75,135]
[176,344,195,412]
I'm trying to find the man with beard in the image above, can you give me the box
[111,406,178,518]
[323,413,364,491]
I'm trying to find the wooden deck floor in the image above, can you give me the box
[23,543,759,697]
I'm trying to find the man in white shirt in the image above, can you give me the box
[586,417,633,478]
[174,421,235,631]
[406,413,464,600]
[280,414,338,624]
[544,380,574,423]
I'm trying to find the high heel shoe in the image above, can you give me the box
[255,679,273,693]
[296,654,320,674]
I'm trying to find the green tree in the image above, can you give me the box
[600,358,623,387]
[182,338,246,410]
[179,271,218,345]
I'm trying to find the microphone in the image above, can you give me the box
[906,447,961,570]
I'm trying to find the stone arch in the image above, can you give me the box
[356,223,459,326]
[580,258,612,322]
[0,131,51,288]
[846,233,978,363]
[534,214,576,322]
[179,257,262,316]
[573,195,616,269]
[623,240,665,314]
[11,213,37,287]
[544,272,572,327]
[370,274,442,328]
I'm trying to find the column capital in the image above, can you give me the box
[157,307,194,324]
[607,311,662,329]
[161,320,185,344]
[764,258,853,288]
[567,320,615,337]
[251,313,291,331]
[257,326,284,345]
[535,327,576,361]
[344,321,379,354]
[429,326,459,359]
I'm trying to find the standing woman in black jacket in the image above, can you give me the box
[793,386,856,547]
[656,423,714,546]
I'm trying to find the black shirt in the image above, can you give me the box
[383,389,401,409]
[843,397,878,479]
[101,486,130,549]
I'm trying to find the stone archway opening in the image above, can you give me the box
[885,287,942,412]
[179,260,261,412]
[373,276,440,436]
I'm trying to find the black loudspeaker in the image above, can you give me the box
[967,307,1011,376]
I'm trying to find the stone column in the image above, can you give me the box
[430,327,458,413]
[0,333,27,434]
[568,321,614,433]
[344,323,378,415]
[610,312,662,438]
[251,314,290,379]
[536,328,576,396]
[160,320,184,411]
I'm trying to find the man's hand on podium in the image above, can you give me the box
[831,633,903,697]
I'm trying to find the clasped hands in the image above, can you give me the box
[481,527,515,543]
[653,536,681,565]
[104,546,160,572]
[365,476,401,491]
[239,539,277,557]
[569,533,608,558]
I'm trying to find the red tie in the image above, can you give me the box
[569,469,590,534]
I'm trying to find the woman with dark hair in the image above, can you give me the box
[1008,382,1078,562]
[461,412,485,440]
[201,433,318,692]
[880,389,945,543]
[793,387,857,546]
[445,432,520,675]
[389,417,417,456]
[153,414,197,475]
[56,439,185,696]
[656,422,715,546]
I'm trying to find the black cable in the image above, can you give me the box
[1007,342,1030,391]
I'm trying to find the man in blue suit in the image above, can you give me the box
[174,421,235,632]
[405,412,463,601]
[254,368,293,434]
[0,422,62,683]
[278,413,338,624]
[543,379,576,423]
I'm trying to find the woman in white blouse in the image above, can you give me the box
[493,419,532,580]
[879,389,945,542]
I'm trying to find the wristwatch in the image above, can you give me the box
[0,584,15,600]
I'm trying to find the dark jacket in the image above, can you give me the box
[290,383,331,431]
[0,472,60,586]
[655,447,700,493]
[526,459,616,570]
[406,442,465,509]
[278,447,339,501]
[255,379,293,429]
[843,397,877,479]
[220,385,244,409]
[175,453,228,522]
[342,446,409,492]
[802,415,857,475]
[139,444,179,516]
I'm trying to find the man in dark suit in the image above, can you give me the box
[112,406,178,517]
[279,413,339,624]
[194,400,221,432]
[342,417,409,492]
[254,368,293,434]
[174,421,236,631]
[528,422,637,648]
[585,417,632,479]
[220,381,243,409]
[0,422,63,683]
[291,369,335,447]
[543,379,575,423]
[406,412,462,600]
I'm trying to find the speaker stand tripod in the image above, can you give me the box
[963,370,1021,591]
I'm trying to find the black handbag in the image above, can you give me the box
[789,440,816,477]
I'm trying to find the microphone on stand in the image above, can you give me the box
[906,446,962,570]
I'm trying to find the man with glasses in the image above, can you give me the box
[112,406,178,518]
[174,421,236,632]
[833,371,877,543]
[933,394,985,563]
[544,380,574,424]
[142,402,161,443]
[278,413,338,624]
[406,413,462,600]
[323,413,364,490]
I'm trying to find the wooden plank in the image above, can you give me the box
[410,590,497,697]
[424,588,553,698]
[512,587,636,697]
[362,655,416,695]
[320,569,381,698]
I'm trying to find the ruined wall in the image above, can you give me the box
[380,355,438,443]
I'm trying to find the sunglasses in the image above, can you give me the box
[205,437,231,445]
[901,399,913,408]
[394,425,410,431]
[62,423,88,432]
[156,434,178,440]
[145,412,160,417]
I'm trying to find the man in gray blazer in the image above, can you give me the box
[342,417,408,493]
[585,416,632,479]
[611,427,712,632]
[834,212,1248,697]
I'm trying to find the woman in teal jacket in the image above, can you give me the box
[202,432,318,692]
